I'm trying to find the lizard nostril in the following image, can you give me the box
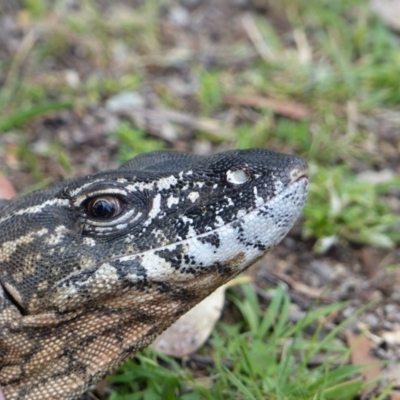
[289,166,309,184]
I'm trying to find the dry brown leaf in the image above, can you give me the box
[0,173,16,199]
[390,391,400,400]
[358,247,380,279]
[151,276,252,358]
[346,331,381,399]
[224,94,310,120]
[151,286,226,358]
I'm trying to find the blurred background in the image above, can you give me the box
[0,1,399,399]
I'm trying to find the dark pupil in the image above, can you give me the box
[92,199,115,218]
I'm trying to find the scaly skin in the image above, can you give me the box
[0,149,308,399]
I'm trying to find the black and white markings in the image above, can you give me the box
[0,149,308,315]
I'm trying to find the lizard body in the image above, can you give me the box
[0,149,308,399]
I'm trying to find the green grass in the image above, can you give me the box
[112,122,165,163]
[304,165,400,251]
[197,68,225,116]
[108,285,370,400]
[0,101,73,133]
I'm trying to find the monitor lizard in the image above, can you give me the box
[0,148,309,399]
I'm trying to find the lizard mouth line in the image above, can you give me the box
[293,174,308,183]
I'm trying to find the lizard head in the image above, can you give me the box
[0,149,308,399]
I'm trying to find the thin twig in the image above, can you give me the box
[242,13,276,63]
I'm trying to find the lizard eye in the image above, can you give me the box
[86,195,125,219]
[226,169,251,186]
